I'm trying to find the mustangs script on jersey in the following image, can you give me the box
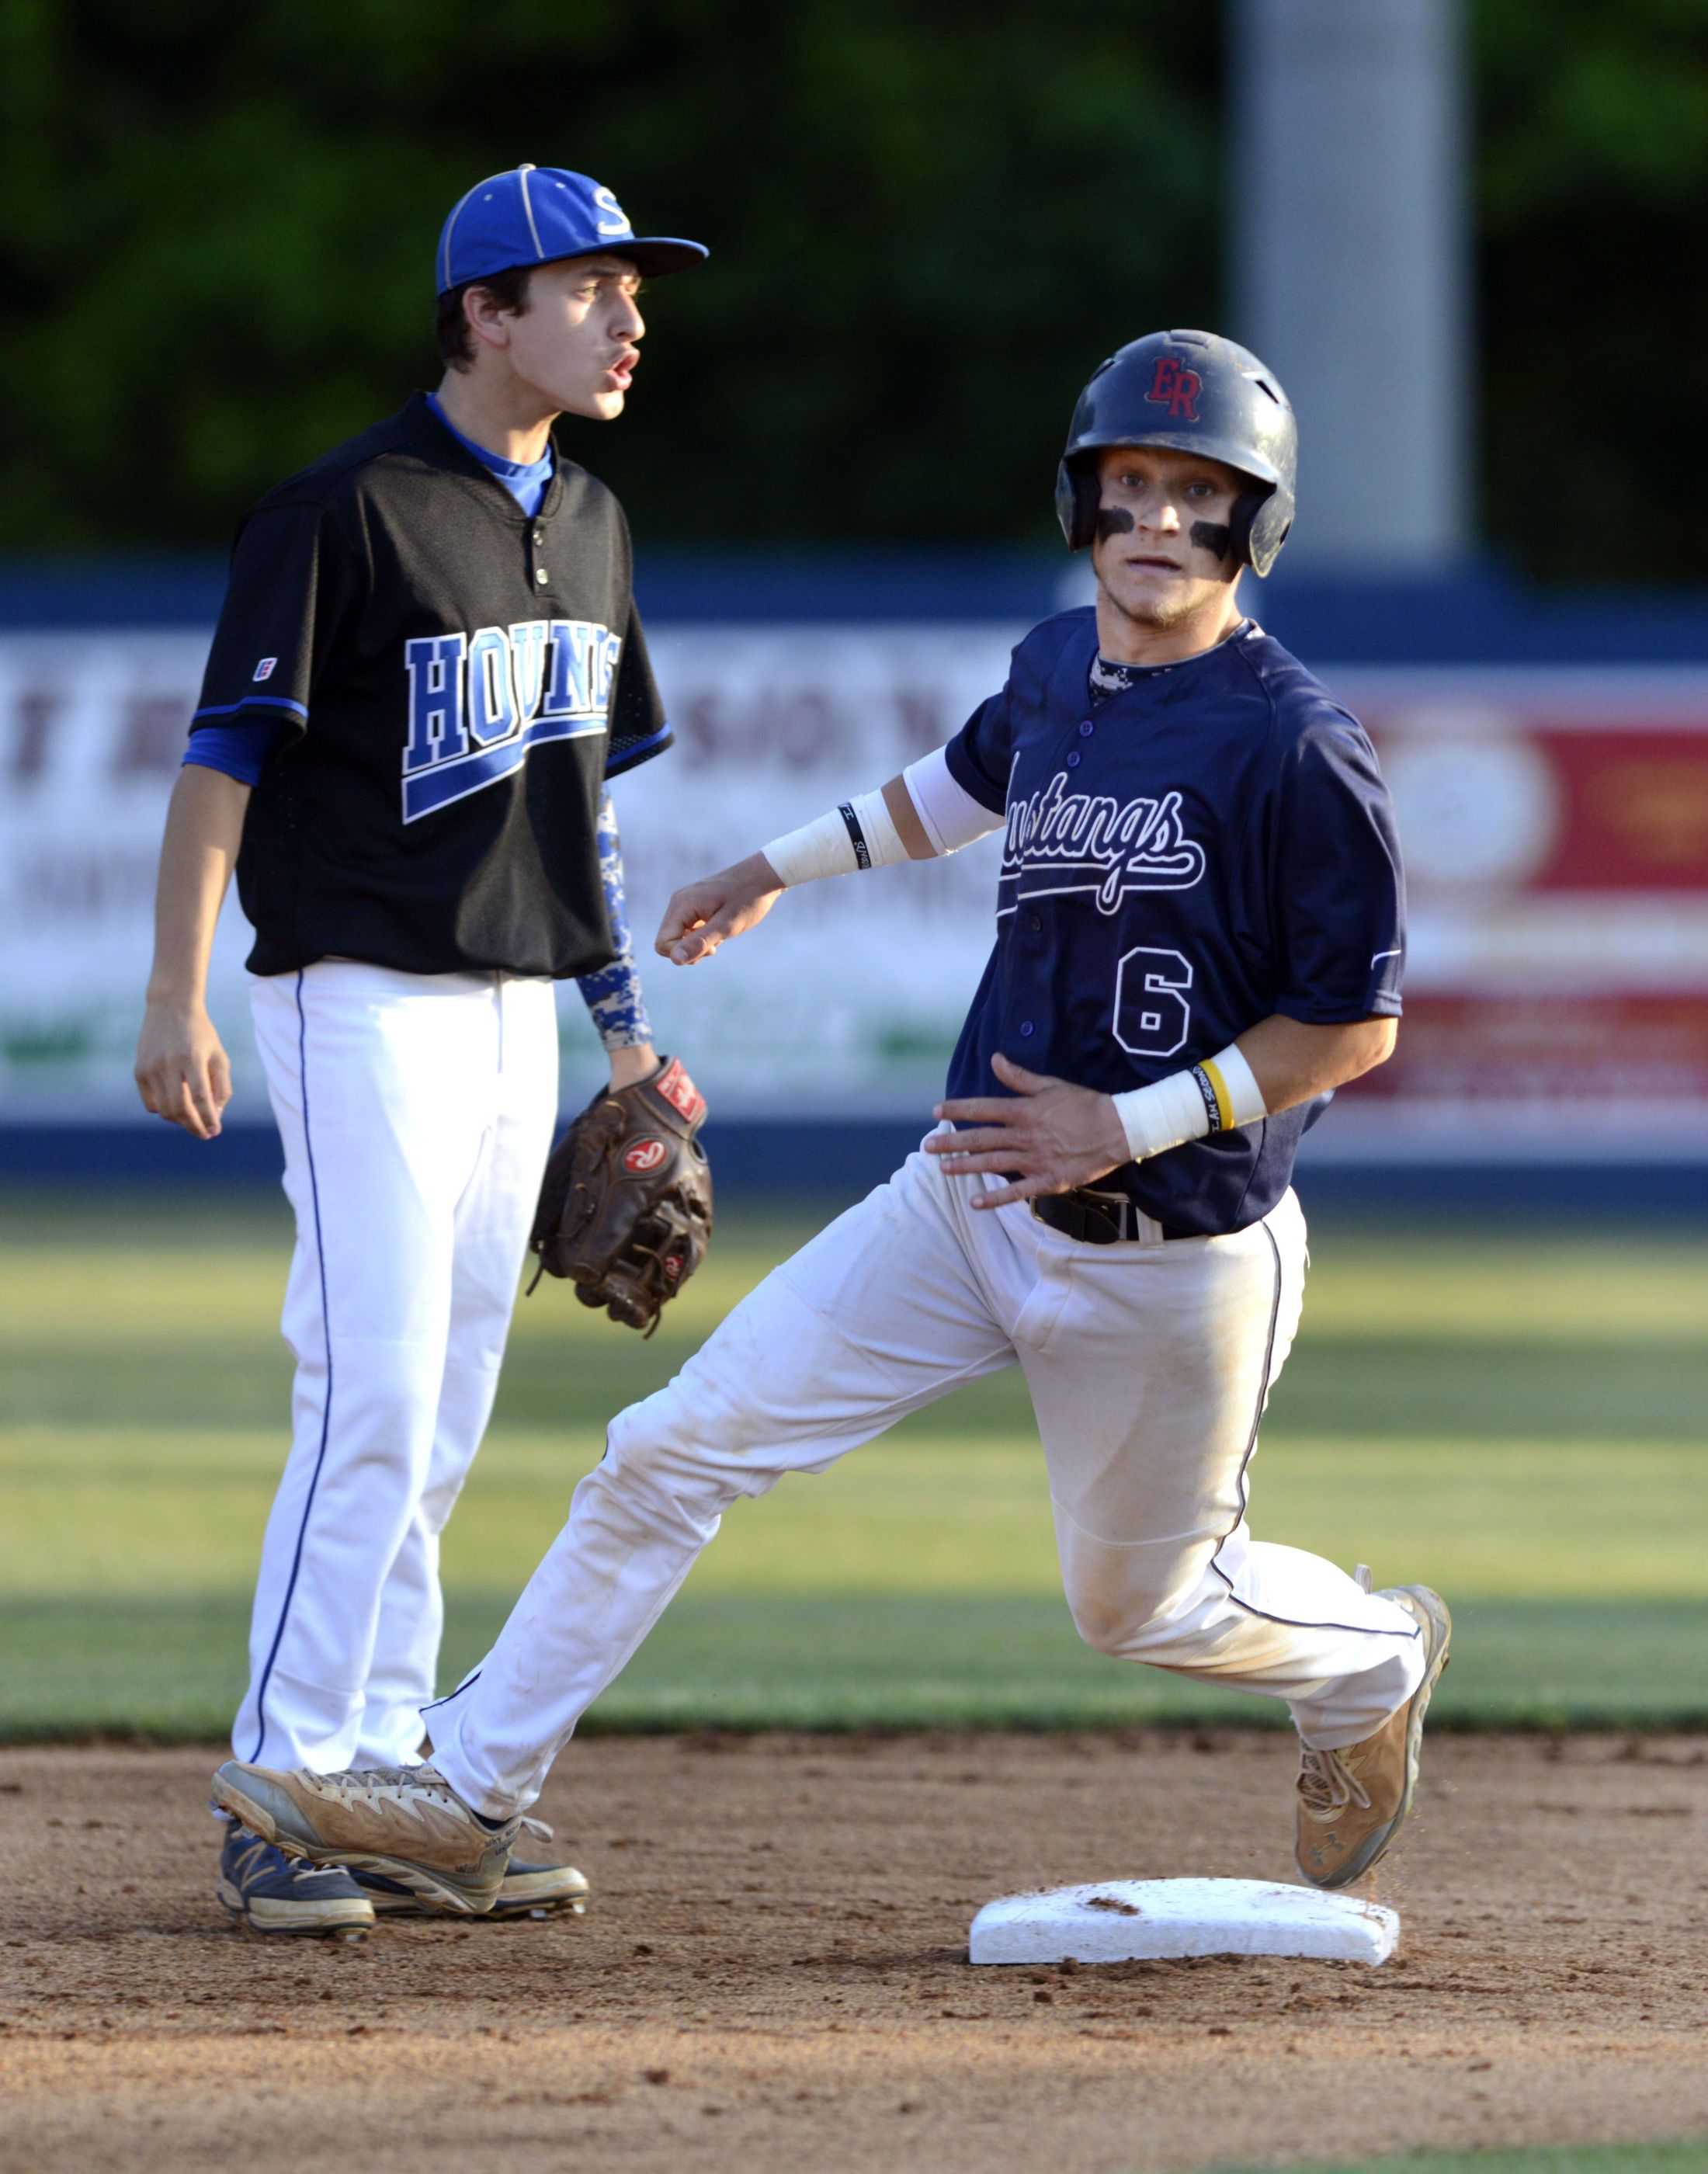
[1000,771,1206,915]
[402,617,620,823]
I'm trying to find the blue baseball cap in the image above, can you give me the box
[436,164,708,294]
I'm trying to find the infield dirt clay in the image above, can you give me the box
[3,1730,1706,2172]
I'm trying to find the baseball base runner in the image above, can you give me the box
[211,329,1450,1918]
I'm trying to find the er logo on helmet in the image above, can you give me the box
[1144,357,1201,422]
[623,1137,669,1176]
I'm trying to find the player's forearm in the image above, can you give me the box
[1106,1013,1395,1164]
[881,775,935,859]
[578,957,656,1064]
[1236,1014,1397,1115]
[761,748,1001,884]
[144,765,251,1008]
[658,752,1001,967]
[759,780,925,883]
[576,790,656,1072]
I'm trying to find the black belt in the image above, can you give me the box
[1031,1190,1194,1246]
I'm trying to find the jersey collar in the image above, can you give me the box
[1063,607,1256,714]
[405,391,568,523]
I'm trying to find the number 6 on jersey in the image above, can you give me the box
[1114,945,1192,1059]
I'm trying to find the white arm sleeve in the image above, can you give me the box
[901,746,1005,855]
[762,750,1002,886]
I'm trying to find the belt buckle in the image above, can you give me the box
[1031,1189,1137,1245]
[1061,1189,1129,1244]
[1083,1191,1130,1244]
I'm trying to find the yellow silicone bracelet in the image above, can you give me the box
[1197,1057,1237,1133]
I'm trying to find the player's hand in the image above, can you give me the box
[656,852,784,966]
[925,1052,1129,1209]
[134,999,233,1140]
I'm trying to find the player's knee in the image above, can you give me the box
[599,1401,675,1488]
[1069,1594,1200,1660]
[1061,1550,1206,1657]
[314,1356,438,1484]
[600,1394,752,1512]
[1069,1595,1158,1658]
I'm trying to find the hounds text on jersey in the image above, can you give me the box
[402,616,620,823]
[999,772,1207,915]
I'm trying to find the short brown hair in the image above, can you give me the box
[435,265,535,372]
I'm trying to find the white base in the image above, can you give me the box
[968,1878,1399,1967]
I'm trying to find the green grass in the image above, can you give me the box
[1213,2146,1708,2174]
[11,1589,1708,1740]
[2,1188,1706,1738]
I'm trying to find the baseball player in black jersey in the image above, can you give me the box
[213,332,1451,1917]
[136,166,706,1936]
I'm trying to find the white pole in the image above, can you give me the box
[1229,0,1470,571]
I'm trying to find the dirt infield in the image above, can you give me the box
[2,1732,1706,2174]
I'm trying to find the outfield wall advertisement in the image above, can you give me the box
[2,628,1706,1157]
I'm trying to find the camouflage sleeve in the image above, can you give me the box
[575,789,654,1051]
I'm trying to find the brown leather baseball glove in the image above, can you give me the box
[526,1056,712,1335]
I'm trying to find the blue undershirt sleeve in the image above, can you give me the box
[182,716,290,787]
[575,790,654,1051]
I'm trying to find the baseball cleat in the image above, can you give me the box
[211,1759,518,1916]
[216,1827,375,1939]
[352,1818,588,1919]
[1294,1583,1452,1891]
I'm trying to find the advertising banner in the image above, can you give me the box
[2,629,1705,1156]
[1345,674,1708,1157]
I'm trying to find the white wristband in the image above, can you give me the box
[1111,1068,1206,1162]
[1110,1042,1267,1163]
[761,789,908,887]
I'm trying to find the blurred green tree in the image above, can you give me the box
[0,0,1218,552]
[1,0,1705,578]
[1477,0,1708,582]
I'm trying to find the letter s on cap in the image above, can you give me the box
[592,186,631,238]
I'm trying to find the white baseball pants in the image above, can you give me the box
[429,1138,1425,1818]
[238,961,558,1774]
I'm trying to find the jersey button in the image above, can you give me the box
[1079,720,1095,737]
[533,528,545,547]
[534,567,550,586]
[1019,1019,1035,1037]
[1029,914,1042,932]
[1066,750,1081,768]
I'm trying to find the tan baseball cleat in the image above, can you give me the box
[352,1825,588,1919]
[1294,1584,1452,1891]
[211,1759,518,1915]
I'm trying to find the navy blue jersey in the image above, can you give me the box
[943,609,1404,1237]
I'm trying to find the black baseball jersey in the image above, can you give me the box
[944,610,1405,1238]
[189,392,670,979]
